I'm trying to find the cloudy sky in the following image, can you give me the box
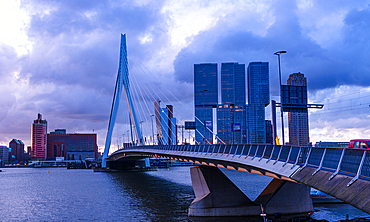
[1,0,370,150]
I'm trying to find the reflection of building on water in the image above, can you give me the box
[29,157,99,169]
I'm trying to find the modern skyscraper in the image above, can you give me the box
[31,113,47,160]
[221,62,246,105]
[218,62,247,144]
[166,105,174,145]
[154,99,162,143]
[154,100,177,145]
[194,63,218,144]
[287,73,309,146]
[217,104,247,144]
[247,62,269,144]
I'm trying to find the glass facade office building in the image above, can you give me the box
[221,62,246,105]
[217,104,246,144]
[194,63,218,144]
[155,101,177,145]
[159,107,177,145]
[247,62,269,144]
[218,62,247,144]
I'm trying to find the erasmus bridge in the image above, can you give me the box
[101,34,370,217]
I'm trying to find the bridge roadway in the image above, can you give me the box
[107,144,370,216]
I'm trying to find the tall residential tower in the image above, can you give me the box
[31,113,47,160]
[287,73,309,146]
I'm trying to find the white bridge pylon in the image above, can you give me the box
[102,34,143,168]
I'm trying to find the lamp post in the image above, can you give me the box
[274,50,287,145]
[150,114,154,145]
[231,104,235,144]
[201,90,208,144]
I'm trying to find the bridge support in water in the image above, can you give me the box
[188,165,313,217]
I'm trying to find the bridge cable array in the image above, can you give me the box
[111,56,225,150]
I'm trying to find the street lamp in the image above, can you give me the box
[274,50,287,145]
[231,104,235,144]
[200,90,208,144]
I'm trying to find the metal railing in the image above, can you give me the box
[120,144,370,186]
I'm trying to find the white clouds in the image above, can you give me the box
[0,0,31,56]
[139,33,153,44]
[310,120,370,143]
[309,85,370,143]
[162,0,221,47]
[162,0,274,48]
[158,0,275,79]
[83,10,98,21]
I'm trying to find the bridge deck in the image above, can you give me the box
[108,144,370,214]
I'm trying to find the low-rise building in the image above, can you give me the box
[0,146,9,164]
[47,129,98,160]
[9,139,25,163]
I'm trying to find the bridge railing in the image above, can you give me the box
[305,146,370,185]
[122,144,370,184]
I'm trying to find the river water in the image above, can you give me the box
[0,167,368,221]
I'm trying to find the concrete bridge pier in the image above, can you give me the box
[254,178,313,215]
[188,165,313,217]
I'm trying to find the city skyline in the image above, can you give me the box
[1,1,370,148]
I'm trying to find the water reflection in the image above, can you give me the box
[107,169,194,221]
[0,167,368,221]
[107,167,270,222]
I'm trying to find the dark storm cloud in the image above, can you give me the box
[27,1,161,38]
[0,0,172,146]
[21,0,167,89]
[17,0,169,122]
[173,2,370,93]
